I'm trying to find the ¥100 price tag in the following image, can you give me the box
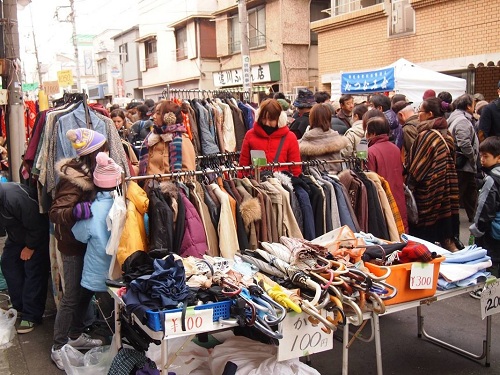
[410,262,434,289]
[481,279,500,320]
[277,311,333,361]
[164,308,213,335]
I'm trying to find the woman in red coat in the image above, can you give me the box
[239,98,301,176]
[365,115,409,233]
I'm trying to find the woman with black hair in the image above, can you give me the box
[405,97,460,251]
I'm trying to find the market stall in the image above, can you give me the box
[331,58,467,105]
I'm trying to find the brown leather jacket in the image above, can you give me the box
[49,158,95,256]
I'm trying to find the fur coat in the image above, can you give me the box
[299,128,349,173]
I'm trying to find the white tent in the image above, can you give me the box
[332,58,467,105]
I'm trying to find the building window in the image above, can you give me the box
[145,39,158,69]
[119,43,128,64]
[229,6,266,54]
[248,6,266,49]
[98,59,107,83]
[332,0,383,16]
[390,0,415,35]
[176,27,187,60]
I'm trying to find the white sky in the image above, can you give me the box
[17,0,138,82]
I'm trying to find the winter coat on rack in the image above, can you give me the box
[338,170,368,232]
[179,189,208,258]
[299,128,349,173]
[117,181,149,266]
[235,182,262,250]
[209,183,239,258]
[49,158,94,256]
[239,121,302,176]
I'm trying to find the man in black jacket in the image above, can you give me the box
[478,80,500,143]
[0,182,50,333]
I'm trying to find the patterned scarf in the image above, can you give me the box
[152,123,187,172]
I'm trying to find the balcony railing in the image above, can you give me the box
[98,73,107,83]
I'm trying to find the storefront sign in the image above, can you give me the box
[278,311,333,361]
[481,279,500,320]
[22,82,39,92]
[43,81,60,96]
[213,62,271,87]
[341,67,394,94]
[57,70,74,87]
[164,307,214,335]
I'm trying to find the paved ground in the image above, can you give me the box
[0,209,499,374]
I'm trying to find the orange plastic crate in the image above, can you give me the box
[365,257,444,306]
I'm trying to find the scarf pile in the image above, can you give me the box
[151,123,187,172]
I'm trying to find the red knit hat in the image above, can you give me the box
[422,89,436,100]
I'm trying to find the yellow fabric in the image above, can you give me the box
[117,181,149,266]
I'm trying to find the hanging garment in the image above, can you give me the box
[210,183,239,258]
[148,188,174,252]
[178,189,208,258]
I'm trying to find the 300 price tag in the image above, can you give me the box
[410,262,434,289]
[277,311,333,361]
[481,279,500,320]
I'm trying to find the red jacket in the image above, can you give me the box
[239,122,302,176]
[367,134,408,232]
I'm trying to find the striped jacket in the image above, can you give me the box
[406,117,459,227]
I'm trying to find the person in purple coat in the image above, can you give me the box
[364,115,408,233]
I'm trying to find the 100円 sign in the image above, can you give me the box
[481,279,500,320]
[278,311,333,361]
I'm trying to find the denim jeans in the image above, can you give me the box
[0,237,50,323]
[53,253,94,349]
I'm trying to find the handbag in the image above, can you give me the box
[259,135,286,181]
[404,184,418,225]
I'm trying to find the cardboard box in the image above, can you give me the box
[365,257,444,306]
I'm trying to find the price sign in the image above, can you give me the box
[410,262,434,289]
[43,81,60,96]
[164,307,213,335]
[481,279,500,320]
[277,311,333,361]
[57,70,74,87]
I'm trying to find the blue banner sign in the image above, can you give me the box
[341,67,395,94]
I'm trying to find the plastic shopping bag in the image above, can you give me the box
[0,307,17,349]
[60,344,115,375]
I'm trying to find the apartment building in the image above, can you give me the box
[134,0,220,100]
[212,0,330,99]
[312,0,500,101]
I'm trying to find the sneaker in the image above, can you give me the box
[16,320,35,334]
[469,288,483,299]
[67,333,103,349]
[51,346,65,371]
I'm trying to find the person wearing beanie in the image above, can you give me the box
[239,98,302,176]
[72,152,123,296]
[49,129,107,370]
[422,89,436,100]
[290,88,316,139]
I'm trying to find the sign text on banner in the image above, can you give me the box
[213,63,271,88]
[278,311,333,361]
[481,279,500,320]
[164,307,214,336]
[410,262,434,290]
[43,81,60,96]
[341,67,395,94]
[57,70,74,87]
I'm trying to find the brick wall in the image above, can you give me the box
[475,67,500,102]
[313,0,500,91]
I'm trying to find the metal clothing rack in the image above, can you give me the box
[162,84,247,101]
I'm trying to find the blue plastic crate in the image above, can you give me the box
[146,300,232,332]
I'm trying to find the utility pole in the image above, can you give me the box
[3,0,25,182]
[69,0,81,91]
[237,0,252,101]
[28,4,42,86]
